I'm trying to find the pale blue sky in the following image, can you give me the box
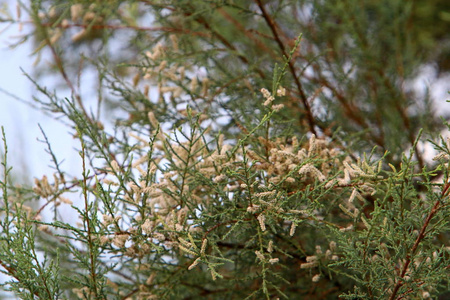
[0,18,81,183]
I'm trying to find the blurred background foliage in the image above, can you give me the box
[22,0,450,168]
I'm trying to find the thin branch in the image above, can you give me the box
[79,134,100,299]
[255,0,317,135]
[388,181,448,300]
[184,9,267,79]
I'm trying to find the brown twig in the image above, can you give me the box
[388,181,449,300]
[217,8,278,59]
[186,10,267,80]
[0,259,41,298]
[255,0,317,135]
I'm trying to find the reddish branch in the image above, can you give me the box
[0,259,41,298]
[184,10,267,80]
[217,8,278,59]
[388,181,449,300]
[255,0,317,135]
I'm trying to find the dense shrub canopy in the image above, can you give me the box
[0,1,449,299]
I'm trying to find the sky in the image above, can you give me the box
[0,17,82,183]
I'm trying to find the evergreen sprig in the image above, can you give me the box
[0,1,449,299]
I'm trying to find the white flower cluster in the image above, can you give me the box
[93,112,386,287]
[261,87,285,111]
[432,136,450,162]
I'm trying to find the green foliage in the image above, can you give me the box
[0,0,449,299]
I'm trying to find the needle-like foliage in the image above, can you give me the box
[0,1,449,299]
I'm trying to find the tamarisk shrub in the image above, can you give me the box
[0,0,449,299]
